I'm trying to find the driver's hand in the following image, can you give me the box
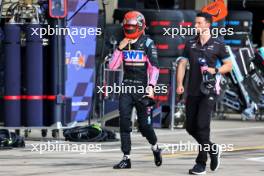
[118,38,130,50]
[146,86,154,98]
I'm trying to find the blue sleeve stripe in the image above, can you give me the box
[146,38,152,47]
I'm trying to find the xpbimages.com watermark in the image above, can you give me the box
[161,141,234,154]
[30,141,101,154]
[31,25,102,40]
[29,141,234,155]
[30,25,234,41]
[163,26,234,38]
[97,83,168,94]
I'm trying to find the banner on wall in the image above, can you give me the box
[65,0,99,122]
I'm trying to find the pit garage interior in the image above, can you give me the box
[0,0,264,176]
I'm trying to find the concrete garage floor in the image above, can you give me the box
[0,119,264,176]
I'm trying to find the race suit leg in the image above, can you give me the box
[134,92,157,145]
[119,92,134,155]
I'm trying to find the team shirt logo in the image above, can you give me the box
[123,50,145,62]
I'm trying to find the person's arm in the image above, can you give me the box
[108,49,123,70]
[108,38,130,70]
[217,59,232,74]
[146,39,159,87]
[207,43,232,74]
[177,59,188,87]
[176,40,189,94]
[207,59,233,74]
[146,39,159,98]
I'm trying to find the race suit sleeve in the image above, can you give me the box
[146,39,159,86]
[108,49,123,70]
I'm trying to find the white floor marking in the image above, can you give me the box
[247,157,264,163]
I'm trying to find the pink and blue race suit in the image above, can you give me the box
[108,35,160,155]
[109,36,159,87]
